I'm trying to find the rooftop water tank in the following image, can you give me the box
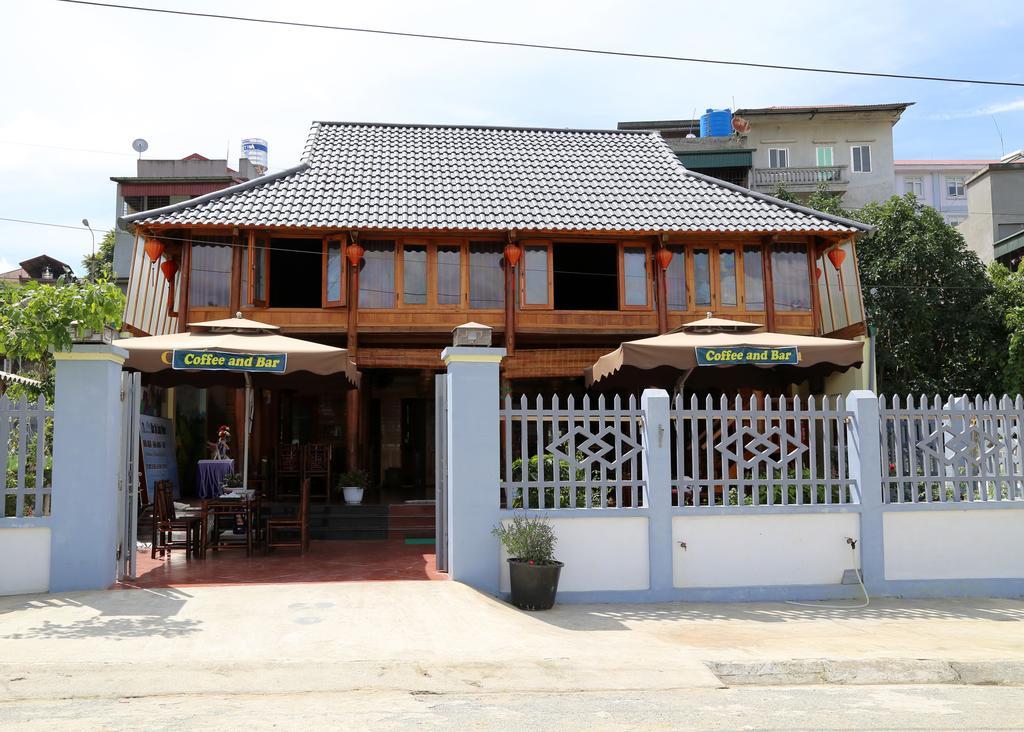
[699,108,733,138]
[242,138,268,175]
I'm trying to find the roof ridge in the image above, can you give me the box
[311,120,655,135]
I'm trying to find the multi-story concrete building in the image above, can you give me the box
[894,160,995,227]
[959,154,1024,265]
[619,103,912,211]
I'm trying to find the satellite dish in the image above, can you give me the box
[731,116,751,134]
[132,138,149,156]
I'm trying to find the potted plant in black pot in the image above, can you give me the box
[493,515,563,610]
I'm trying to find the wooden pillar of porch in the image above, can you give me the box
[228,228,243,314]
[761,236,776,331]
[345,236,362,472]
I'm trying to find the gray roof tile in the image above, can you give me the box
[125,122,870,235]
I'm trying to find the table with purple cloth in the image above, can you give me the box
[197,459,235,499]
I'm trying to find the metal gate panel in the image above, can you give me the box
[117,371,142,581]
[434,374,449,573]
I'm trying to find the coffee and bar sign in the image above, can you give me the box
[170,349,288,373]
[695,346,799,366]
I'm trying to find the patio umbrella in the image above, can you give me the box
[119,315,360,490]
[585,313,864,392]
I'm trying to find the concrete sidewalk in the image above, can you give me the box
[2,582,1024,702]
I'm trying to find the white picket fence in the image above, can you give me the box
[1,394,53,519]
[880,394,1024,504]
[500,394,646,510]
[671,395,855,508]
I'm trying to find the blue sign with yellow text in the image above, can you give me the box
[695,346,799,367]
[170,349,287,373]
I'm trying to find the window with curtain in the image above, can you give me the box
[523,245,549,305]
[325,240,343,304]
[623,247,648,306]
[666,245,687,311]
[718,248,737,307]
[469,243,505,309]
[743,246,765,311]
[771,243,811,311]
[359,241,396,308]
[851,145,872,173]
[693,249,711,307]
[437,246,461,305]
[402,244,427,305]
[188,240,232,307]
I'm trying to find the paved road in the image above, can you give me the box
[3,686,1024,730]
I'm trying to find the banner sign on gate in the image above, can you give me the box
[169,349,287,373]
[695,346,799,366]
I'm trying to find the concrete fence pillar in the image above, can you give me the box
[441,344,506,594]
[845,389,885,595]
[641,388,673,594]
[49,343,127,592]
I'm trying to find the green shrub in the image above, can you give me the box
[492,514,557,564]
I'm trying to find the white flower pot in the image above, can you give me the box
[342,486,364,505]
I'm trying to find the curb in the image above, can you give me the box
[705,659,1024,687]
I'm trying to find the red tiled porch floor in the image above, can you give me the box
[119,540,447,589]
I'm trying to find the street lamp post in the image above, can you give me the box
[82,218,95,278]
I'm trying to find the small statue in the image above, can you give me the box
[216,425,231,460]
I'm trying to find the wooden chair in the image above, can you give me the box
[304,443,332,503]
[276,443,302,499]
[265,478,310,554]
[152,483,201,559]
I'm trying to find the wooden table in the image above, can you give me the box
[200,495,260,557]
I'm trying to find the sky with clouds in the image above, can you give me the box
[2,0,1024,273]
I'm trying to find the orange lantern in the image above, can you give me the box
[503,243,522,267]
[816,266,823,280]
[144,238,165,263]
[346,243,365,267]
[655,247,674,270]
[160,259,178,282]
[827,247,846,270]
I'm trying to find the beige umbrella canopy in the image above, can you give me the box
[586,314,864,392]
[119,316,360,389]
[119,315,360,490]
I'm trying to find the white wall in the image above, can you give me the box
[0,528,50,596]
[883,509,1024,580]
[672,514,860,588]
[499,516,649,592]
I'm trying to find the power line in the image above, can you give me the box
[57,0,1024,89]
[0,139,136,157]
[0,216,113,232]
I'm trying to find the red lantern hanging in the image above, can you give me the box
[503,243,522,267]
[144,238,165,263]
[826,247,846,270]
[655,247,674,270]
[160,259,178,283]
[815,266,823,280]
[346,243,365,267]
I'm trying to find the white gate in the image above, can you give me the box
[117,372,142,581]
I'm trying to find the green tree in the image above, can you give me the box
[988,261,1024,395]
[855,194,1006,396]
[0,277,125,398]
[771,182,798,203]
[81,229,117,281]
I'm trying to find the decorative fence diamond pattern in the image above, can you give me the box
[500,394,645,510]
[880,394,1024,503]
[672,394,855,508]
[2,394,53,519]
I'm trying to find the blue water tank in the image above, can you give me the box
[699,108,733,138]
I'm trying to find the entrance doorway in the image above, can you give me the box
[366,369,435,503]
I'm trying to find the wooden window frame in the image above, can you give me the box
[246,231,269,308]
[619,241,653,311]
[519,240,553,310]
[770,239,814,313]
[741,244,767,313]
[321,236,347,308]
[713,244,742,312]
[357,237,398,310]
[468,240,506,312]
[396,239,430,308]
[665,244,690,313]
[434,241,465,309]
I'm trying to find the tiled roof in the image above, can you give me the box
[125,122,869,235]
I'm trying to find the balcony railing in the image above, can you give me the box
[754,165,847,188]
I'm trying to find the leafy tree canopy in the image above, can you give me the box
[81,229,117,281]
[0,277,125,398]
[988,261,1024,395]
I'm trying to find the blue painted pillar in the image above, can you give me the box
[846,389,885,595]
[641,389,673,594]
[49,343,128,592]
[441,344,506,593]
